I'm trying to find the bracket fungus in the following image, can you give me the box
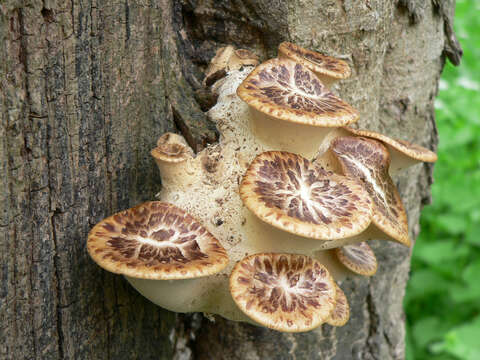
[87,43,437,332]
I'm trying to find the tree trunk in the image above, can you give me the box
[0,0,460,359]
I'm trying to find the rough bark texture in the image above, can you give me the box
[0,0,461,359]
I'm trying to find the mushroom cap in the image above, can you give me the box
[151,133,194,163]
[229,253,337,332]
[331,136,411,246]
[326,283,350,327]
[334,242,378,276]
[87,201,229,279]
[236,58,358,127]
[240,151,374,240]
[278,42,351,80]
[343,127,438,162]
[204,46,259,86]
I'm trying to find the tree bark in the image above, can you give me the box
[0,0,460,359]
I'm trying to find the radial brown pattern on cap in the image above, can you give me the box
[240,151,373,240]
[326,283,350,327]
[278,42,351,80]
[237,58,358,127]
[151,133,193,163]
[230,253,336,332]
[334,242,378,276]
[331,137,410,246]
[87,202,229,279]
[343,127,437,162]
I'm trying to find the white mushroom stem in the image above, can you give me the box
[249,108,334,160]
[152,156,201,192]
[151,133,201,191]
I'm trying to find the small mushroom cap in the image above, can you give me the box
[326,283,350,326]
[87,201,229,279]
[331,136,411,246]
[204,46,259,86]
[236,58,358,127]
[240,151,373,240]
[343,127,438,162]
[278,42,351,80]
[229,253,337,332]
[334,242,378,276]
[151,133,194,163]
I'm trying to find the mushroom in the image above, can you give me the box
[87,201,231,313]
[329,136,411,246]
[87,44,438,332]
[236,58,358,159]
[334,242,378,277]
[240,151,373,244]
[229,253,337,332]
[315,126,438,175]
[151,133,200,191]
[278,42,351,88]
[203,45,259,87]
[326,283,350,327]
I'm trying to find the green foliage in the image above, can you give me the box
[405,1,480,359]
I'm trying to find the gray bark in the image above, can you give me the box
[0,0,460,359]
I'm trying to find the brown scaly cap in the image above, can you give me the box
[229,253,337,332]
[326,283,350,327]
[334,242,378,276]
[331,137,411,246]
[240,151,373,240]
[151,133,194,163]
[343,127,438,162]
[278,42,351,80]
[87,201,229,280]
[203,46,259,86]
[236,58,358,127]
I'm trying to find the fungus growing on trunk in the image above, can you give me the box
[236,58,358,159]
[87,43,437,332]
[240,151,373,241]
[334,242,378,277]
[278,42,351,87]
[326,283,350,326]
[229,253,337,332]
[87,201,229,279]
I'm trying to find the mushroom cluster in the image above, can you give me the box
[87,43,437,332]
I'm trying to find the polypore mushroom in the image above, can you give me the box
[315,126,438,175]
[278,42,351,88]
[343,126,438,174]
[229,253,337,332]
[236,57,358,159]
[326,283,350,326]
[334,242,378,277]
[88,44,437,332]
[204,45,259,87]
[151,133,199,191]
[240,151,373,243]
[329,136,410,246]
[87,201,231,312]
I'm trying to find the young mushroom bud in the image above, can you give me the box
[278,42,351,88]
[151,132,199,191]
[236,58,358,159]
[203,45,259,87]
[229,253,337,332]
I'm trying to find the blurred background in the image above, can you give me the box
[405,0,480,359]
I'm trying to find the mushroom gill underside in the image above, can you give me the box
[86,43,436,332]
